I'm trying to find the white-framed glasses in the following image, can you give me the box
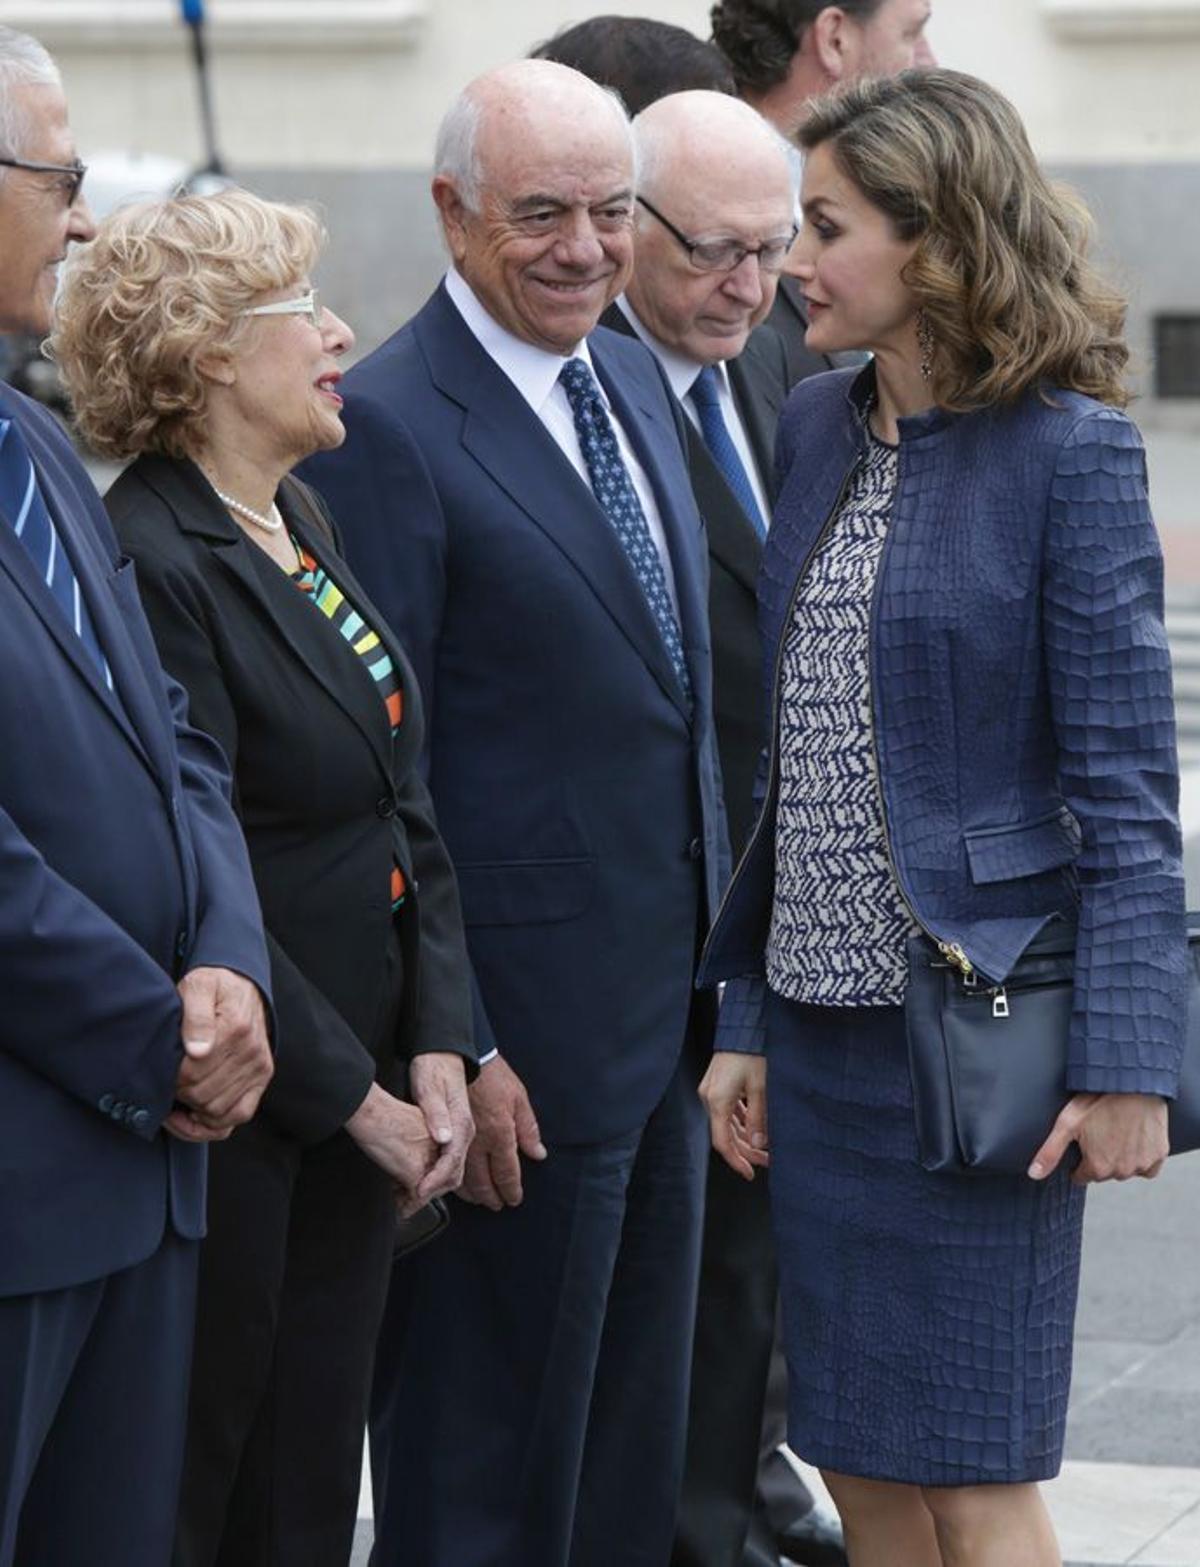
[240,289,322,327]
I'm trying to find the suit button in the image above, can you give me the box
[686,837,703,861]
[99,1093,115,1113]
[175,931,189,960]
[132,1109,150,1130]
[376,797,396,819]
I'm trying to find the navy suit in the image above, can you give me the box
[302,282,725,1567]
[0,384,269,1565]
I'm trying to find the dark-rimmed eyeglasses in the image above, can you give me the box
[637,195,797,275]
[0,155,87,206]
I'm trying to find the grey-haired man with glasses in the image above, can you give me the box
[0,27,273,1566]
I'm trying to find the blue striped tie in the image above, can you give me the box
[0,417,113,688]
[559,357,693,712]
[690,365,767,539]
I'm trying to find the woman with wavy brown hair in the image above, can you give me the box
[700,70,1186,1566]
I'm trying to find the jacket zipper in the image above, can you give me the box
[700,450,866,970]
[865,443,977,981]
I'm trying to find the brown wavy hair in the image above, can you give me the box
[52,188,324,460]
[799,69,1130,408]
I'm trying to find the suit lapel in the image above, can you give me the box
[142,458,396,787]
[419,290,693,721]
[728,348,785,505]
[591,335,710,706]
[0,401,161,774]
[599,303,763,601]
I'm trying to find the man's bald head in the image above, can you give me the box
[634,90,796,214]
[432,61,638,354]
[436,60,633,214]
[626,92,795,366]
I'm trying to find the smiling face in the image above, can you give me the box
[0,83,96,337]
[224,283,355,466]
[434,77,635,354]
[792,141,919,360]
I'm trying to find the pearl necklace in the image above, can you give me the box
[208,482,283,534]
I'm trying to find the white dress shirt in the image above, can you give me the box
[443,270,680,615]
[616,295,772,526]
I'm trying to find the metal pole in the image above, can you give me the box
[180,0,226,177]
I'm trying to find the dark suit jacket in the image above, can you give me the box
[0,384,269,1298]
[769,275,836,389]
[302,282,726,1144]
[106,455,476,1146]
[601,305,817,854]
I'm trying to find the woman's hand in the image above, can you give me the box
[408,1052,475,1204]
[346,1083,441,1214]
[700,1051,770,1181]
[1029,1092,1169,1185]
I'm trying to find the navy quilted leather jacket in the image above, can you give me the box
[700,365,1188,1098]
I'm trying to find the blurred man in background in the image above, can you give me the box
[711,0,935,383]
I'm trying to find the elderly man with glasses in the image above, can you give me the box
[0,27,273,1567]
[600,90,847,1567]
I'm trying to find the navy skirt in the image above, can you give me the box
[765,993,1085,1486]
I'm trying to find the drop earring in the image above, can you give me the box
[916,308,935,382]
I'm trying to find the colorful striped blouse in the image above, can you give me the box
[290,542,406,910]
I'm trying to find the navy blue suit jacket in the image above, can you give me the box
[302,284,727,1143]
[0,384,270,1298]
[702,365,1187,1099]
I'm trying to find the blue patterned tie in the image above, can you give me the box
[689,364,766,538]
[0,417,113,688]
[558,358,693,710]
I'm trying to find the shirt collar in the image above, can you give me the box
[614,296,728,406]
[444,268,604,416]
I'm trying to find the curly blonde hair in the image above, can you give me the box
[799,70,1130,409]
[52,188,325,459]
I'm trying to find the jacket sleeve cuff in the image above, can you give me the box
[714,976,768,1055]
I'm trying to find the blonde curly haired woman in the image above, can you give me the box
[54,190,477,1567]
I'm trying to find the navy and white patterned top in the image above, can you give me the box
[765,436,919,1007]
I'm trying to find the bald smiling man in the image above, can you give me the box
[303,60,727,1567]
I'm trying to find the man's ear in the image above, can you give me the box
[808,6,854,83]
[432,176,470,266]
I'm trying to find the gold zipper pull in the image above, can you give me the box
[936,940,974,978]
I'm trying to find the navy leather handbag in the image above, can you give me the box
[905,915,1200,1173]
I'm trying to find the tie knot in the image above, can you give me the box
[690,364,723,409]
[559,356,600,408]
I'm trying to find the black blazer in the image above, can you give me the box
[106,454,475,1145]
[601,306,815,852]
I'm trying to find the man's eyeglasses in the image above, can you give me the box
[637,196,796,275]
[0,155,87,206]
[240,289,323,328]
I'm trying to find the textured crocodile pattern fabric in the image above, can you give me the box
[767,437,918,1006]
[767,995,1084,1485]
[704,366,1187,1095]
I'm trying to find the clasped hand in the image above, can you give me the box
[165,965,273,1143]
